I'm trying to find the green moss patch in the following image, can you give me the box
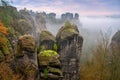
[38,50,60,66]
[40,30,55,42]
[40,50,58,57]
[56,21,79,40]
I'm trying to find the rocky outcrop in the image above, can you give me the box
[56,21,83,80]
[13,35,38,80]
[111,30,120,48]
[38,30,63,80]
[38,50,62,80]
[110,30,120,55]
[35,13,46,33]
[39,30,56,51]
[14,19,33,35]
[19,9,46,37]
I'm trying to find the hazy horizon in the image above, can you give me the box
[10,0,120,16]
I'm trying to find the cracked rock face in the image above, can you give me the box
[56,22,83,80]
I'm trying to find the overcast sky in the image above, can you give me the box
[12,0,120,16]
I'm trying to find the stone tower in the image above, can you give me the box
[56,22,83,80]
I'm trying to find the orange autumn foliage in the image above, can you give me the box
[0,21,8,35]
[0,21,8,45]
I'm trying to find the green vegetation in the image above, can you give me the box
[53,43,58,51]
[40,45,46,51]
[64,21,71,27]
[0,12,12,27]
[56,21,79,40]
[43,68,49,78]
[40,50,58,57]
[0,35,10,55]
[80,33,120,80]
[40,30,55,42]
[48,66,62,76]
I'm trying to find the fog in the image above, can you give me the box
[46,16,120,55]
[79,17,120,53]
[79,16,120,34]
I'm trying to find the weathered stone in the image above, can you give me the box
[39,30,55,51]
[110,30,120,54]
[74,13,79,20]
[38,50,60,66]
[38,31,63,80]
[16,19,33,35]
[13,35,38,80]
[38,50,62,80]
[56,21,83,80]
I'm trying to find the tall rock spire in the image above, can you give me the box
[56,21,83,80]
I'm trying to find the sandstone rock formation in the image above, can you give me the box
[39,30,56,51]
[110,30,120,56]
[111,30,120,48]
[13,35,38,80]
[19,9,46,37]
[38,30,63,80]
[56,21,83,80]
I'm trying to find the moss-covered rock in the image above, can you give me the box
[56,21,79,40]
[38,50,60,66]
[40,50,58,57]
[39,30,56,51]
[56,21,83,80]
[38,50,63,79]
[13,34,38,80]
[16,19,32,35]
[47,66,62,76]
[16,34,35,53]
[40,30,55,42]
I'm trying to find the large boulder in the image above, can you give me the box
[56,21,83,80]
[38,50,62,79]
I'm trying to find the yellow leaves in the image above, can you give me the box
[0,21,8,35]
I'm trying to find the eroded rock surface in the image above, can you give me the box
[56,21,83,80]
[38,30,63,80]
[13,35,38,80]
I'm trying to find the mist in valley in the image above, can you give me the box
[46,16,120,57]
